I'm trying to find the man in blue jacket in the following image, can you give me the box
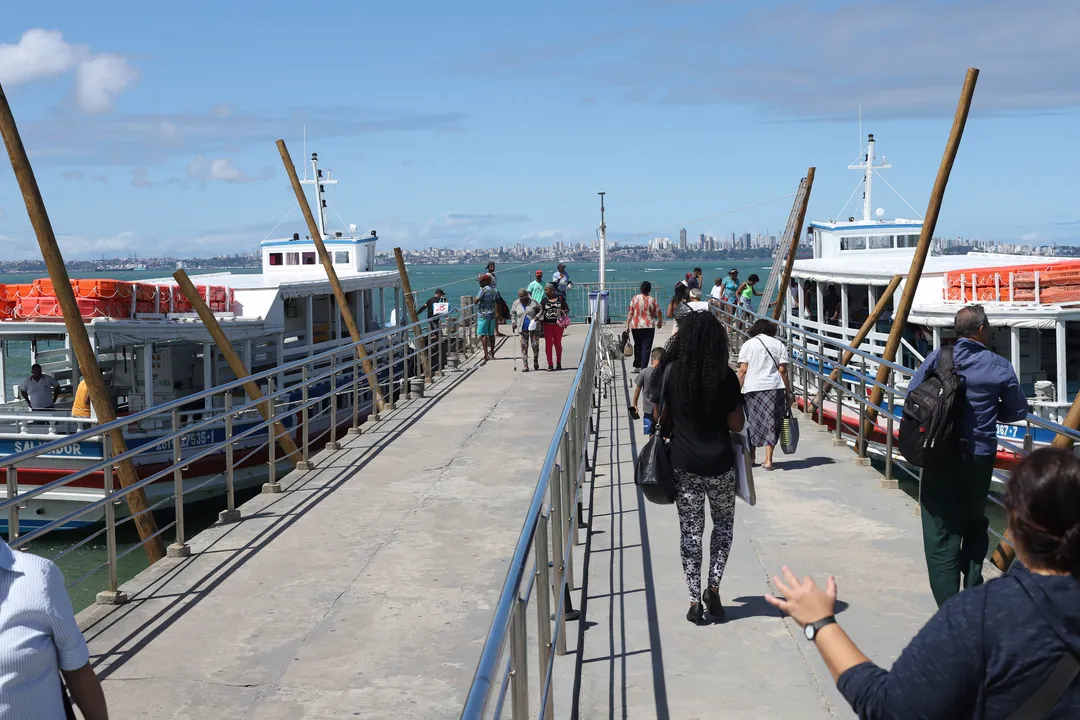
[908,304,1029,606]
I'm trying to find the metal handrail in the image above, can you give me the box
[461,314,600,719]
[3,306,482,603]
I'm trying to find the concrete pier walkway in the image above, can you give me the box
[559,347,939,719]
[78,330,588,719]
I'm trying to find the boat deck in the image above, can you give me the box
[75,326,943,719]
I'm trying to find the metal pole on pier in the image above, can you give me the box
[862,68,979,435]
[392,248,432,384]
[598,193,606,293]
[772,168,814,321]
[810,274,902,417]
[276,139,386,410]
[0,81,165,564]
[172,269,301,465]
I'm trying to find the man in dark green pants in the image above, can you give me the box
[907,306,1028,607]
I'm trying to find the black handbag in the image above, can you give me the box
[634,366,675,504]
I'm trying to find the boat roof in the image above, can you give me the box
[792,252,1073,284]
[141,269,400,295]
[809,219,923,233]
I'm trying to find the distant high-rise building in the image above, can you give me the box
[679,228,687,250]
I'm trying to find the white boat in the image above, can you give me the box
[0,153,407,531]
[783,134,1080,461]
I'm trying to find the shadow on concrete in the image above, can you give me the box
[777,456,836,471]
[81,364,480,680]
[569,353,670,720]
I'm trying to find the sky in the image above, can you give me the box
[0,0,1078,260]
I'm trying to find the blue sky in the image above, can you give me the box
[0,0,1078,260]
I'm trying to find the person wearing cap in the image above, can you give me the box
[527,270,546,304]
[419,288,448,319]
[419,289,449,370]
[551,264,572,298]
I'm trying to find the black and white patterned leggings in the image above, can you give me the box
[674,467,737,603]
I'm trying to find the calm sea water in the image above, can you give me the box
[3,259,780,609]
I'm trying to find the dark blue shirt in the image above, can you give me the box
[908,338,1027,456]
[838,565,1080,719]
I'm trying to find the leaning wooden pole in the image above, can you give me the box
[863,68,979,433]
[172,270,300,465]
[991,385,1080,571]
[772,167,815,321]
[810,274,902,415]
[0,81,165,563]
[392,248,432,383]
[275,139,386,410]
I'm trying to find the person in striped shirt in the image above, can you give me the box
[0,538,108,719]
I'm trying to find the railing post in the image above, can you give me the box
[856,358,868,462]
[386,333,397,411]
[349,350,362,435]
[220,392,241,523]
[168,409,191,558]
[327,354,341,451]
[96,433,130,605]
[833,371,844,446]
[548,464,567,656]
[884,390,898,489]
[5,467,17,543]
[510,597,530,719]
[561,431,576,588]
[263,376,282,493]
[297,365,314,470]
[536,511,554,719]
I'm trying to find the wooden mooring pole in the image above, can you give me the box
[0,81,165,564]
[172,270,300,465]
[772,168,815,322]
[393,248,432,383]
[862,68,979,435]
[276,140,386,411]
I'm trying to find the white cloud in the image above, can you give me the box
[0,29,138,114]
[187,155,273,184]
[0,29,83,85]
[74,54,139,113]
[159,120,181,144]
[444,212,529,228]
[61,170,83,181]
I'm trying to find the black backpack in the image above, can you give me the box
[898,346,967,467]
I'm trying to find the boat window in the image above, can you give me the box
[869,235,892,249]
[269,252,283,266]
[899,234,920,248]
[302,252,317,265]
[334,251,350,264]
[286,252,299,265]
[841,236,867,251]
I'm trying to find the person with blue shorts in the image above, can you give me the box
[475,273,501,363]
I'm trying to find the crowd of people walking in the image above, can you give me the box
[628,267,1080,717]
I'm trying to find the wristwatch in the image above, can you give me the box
[804,615,837,641]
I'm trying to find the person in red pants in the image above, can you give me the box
[540,283,569,371]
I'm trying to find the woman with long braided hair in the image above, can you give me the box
[650,310,745,624]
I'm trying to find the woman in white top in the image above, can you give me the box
[737,319,791,470]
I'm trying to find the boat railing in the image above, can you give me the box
[460,312,601,720]
[711,300,1080,556]
[1,305,481,603]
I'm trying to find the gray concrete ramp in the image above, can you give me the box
[562,351,939,719]
[78,330,589,719]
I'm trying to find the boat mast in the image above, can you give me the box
[848,133,892,221]
[300,153,337,239]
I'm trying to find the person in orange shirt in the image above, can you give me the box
[71,379,91,419]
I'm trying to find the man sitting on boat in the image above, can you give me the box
[20,364,60,410]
